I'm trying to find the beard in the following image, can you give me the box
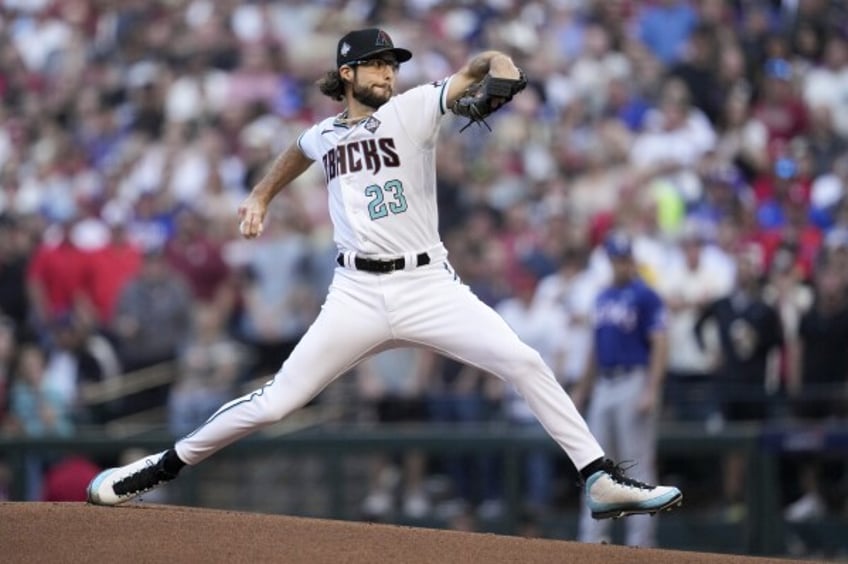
[351,81,391,109]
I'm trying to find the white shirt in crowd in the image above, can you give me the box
[657,243,734,374]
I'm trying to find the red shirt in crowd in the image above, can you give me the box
[753,98,809,146]
[41,456,102,502]
[27,240,89,319]
[85,242,142,326]
[757,225,823,281]
[164,238,230,303]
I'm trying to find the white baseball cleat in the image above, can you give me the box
[87,450,177,506]
[585,459,683,520]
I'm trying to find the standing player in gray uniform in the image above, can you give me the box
[575,232,670,546]
[87,28,682,522]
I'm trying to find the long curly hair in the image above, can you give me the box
[317,70,347,101]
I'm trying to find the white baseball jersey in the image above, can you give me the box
[297,79,451,258]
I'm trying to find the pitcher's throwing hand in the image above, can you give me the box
[237,197,267,239]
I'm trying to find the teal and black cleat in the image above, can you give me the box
[585,460,683,520]
[87,450,177,506]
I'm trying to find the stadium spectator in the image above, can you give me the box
[809,152,848,231]
[783,267,848,524]
[26,220,92,339]
[164,205,234,312]
[168,304,244,438]
[790,266,848,418]
[629,78,716,210]
[657,224,732,424]
[668,24,722,124]
[533,246,598,394]
[124,191,173,254]
[637,0,699,66]
[752,58,809,146]
[425,354,500,520]
[803,34,848,139]
[357,349,432,521]
[568,22,631,119]
[694,245,785,519]
[84,208,142,331]
[43,312,120,425]
[820,226,848,276]
[446,206,511,308]
[713,85,769,180]
[0,216,32,336]
[111,247,192,373]
[0,317,17,429]
[8,343,74,499]
[805,106,848,182]
[41,455,101,502]
[602,74,651,133]
[756,168,822,281]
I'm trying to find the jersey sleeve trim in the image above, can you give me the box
[296,127,319,161]
[439,76,452,115]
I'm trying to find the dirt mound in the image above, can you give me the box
[1,502,798,563]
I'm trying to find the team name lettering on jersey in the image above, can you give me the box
[595,300,638,331]
[322,138,400,181]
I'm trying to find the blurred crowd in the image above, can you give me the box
[0,0,847,538]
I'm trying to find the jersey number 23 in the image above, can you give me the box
[365,180,408,220]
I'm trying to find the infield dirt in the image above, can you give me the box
[0,502,814,563]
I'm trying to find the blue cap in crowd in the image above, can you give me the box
[604,231,633,259]
[765,58,792,81]
[774,157,797,179]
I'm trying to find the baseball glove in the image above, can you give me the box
[451,71,528,132]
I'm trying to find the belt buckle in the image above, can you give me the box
[365,256,404,273]
[380,259,401,273]
[602,367,627,380]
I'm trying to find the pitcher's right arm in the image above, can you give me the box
[239,143,314,239]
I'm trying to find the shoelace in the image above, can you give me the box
[456,104,493,133]
[458,115,492,133]
[113,460,175,496]
[604,460,655,491]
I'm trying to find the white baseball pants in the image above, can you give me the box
[175,255,604,472]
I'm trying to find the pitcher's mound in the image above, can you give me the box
[1,502,795,563]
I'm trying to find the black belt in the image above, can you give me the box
[337,252,430,273]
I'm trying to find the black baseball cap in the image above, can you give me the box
[336,28,412,68]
